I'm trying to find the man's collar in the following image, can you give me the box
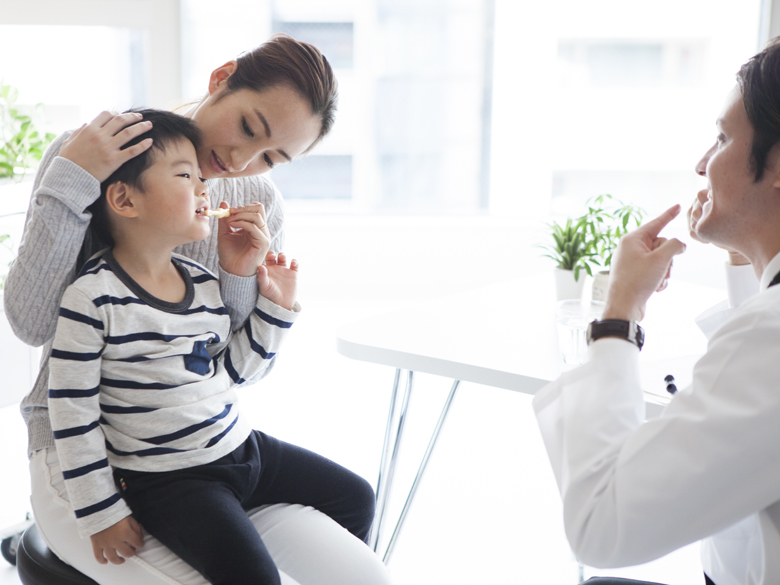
[759,250,780,290]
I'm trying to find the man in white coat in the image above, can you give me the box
[534,39,780,585]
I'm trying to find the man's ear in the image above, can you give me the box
[208,61,238,96]
[105,182,139,218]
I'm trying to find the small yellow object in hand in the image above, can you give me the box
[204,208,231,218]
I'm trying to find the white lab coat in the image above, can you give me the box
[533,255,780,585]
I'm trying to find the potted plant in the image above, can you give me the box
[580,194,646,301]
[538,216,598,300]
[0,81,55,302]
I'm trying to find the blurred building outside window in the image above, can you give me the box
[490,0,763,221]
[0,0,772,221]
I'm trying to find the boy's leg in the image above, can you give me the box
[245,431,376,543]
[118,464,281,585]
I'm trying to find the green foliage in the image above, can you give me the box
[538,217,597,282]
[581,194,646,269]
[539,194,647,280]
[0,82,56,180]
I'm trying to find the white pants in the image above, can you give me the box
[30,447,393,585]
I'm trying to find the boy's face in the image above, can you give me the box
[131,139,211,247]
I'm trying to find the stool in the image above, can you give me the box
[16,524,97,585]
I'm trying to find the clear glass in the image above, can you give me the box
[555,299,605,366]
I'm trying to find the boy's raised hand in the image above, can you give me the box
[90,515,144,565]
[257,251,299,311]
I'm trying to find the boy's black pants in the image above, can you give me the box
[114,430,375,585]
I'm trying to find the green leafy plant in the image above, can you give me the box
[539,194,647,281]
[581,194,646,271]
[538,216,597,282]
[0,82,55,180]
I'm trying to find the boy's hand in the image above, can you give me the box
[257,251,299,311]
[90,516,144,565]
[217,202,272,277]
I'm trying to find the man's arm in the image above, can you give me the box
[534,206,780,567]
[535,302,780,567]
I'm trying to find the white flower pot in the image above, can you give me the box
[591,270,610,302]
[553,267,585,300]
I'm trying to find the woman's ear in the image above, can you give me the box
[208,61,238,95]
[105,182,139,219]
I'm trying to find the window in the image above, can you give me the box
[489,0,763,219]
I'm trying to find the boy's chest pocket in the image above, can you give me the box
[183,340,214,375]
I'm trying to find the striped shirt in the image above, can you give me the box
[48,250,299,538]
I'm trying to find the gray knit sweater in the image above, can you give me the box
[4,132,286,457]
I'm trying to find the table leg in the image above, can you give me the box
[370,369,414,553]
[382,379,460,564]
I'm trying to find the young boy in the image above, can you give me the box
[47,110,302,584]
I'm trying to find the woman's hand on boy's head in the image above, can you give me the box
[217,201,272,277]
[257,250,299,311]
[89,515,144,565]
[60,111,153,183]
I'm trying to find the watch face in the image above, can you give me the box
[586,319,644,350]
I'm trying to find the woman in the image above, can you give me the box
[4,34,392,585]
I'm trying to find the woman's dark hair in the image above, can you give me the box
[220,33,338,152]
[737,37,780,182]
[80,109,201,261]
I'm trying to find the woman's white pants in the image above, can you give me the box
[29,447,392,585]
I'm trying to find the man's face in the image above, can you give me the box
[694,87,778,250]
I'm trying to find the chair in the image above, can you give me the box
[15,524,97,585]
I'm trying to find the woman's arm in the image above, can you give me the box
[5,112,154,347]
[4,133,97,346]
[180,174,286,331]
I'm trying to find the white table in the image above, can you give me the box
[336,272,726,562]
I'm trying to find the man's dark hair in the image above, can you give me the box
[737,37,780,182]
[86,109,202,250]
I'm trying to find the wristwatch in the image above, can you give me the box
[586,319,645,350]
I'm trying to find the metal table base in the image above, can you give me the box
[368,369,460,564]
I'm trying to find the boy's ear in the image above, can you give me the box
[105,182,139,218]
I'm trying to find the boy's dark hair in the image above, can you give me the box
[737,37,780,182]
[86,109,202,251]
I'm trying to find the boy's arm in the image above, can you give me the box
[48,286,133,539]
[222,251,300,383]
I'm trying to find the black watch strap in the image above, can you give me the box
[586,319,645,350]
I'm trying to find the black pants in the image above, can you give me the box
[114,430,376,585]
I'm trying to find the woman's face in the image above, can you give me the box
[191,67,322,179]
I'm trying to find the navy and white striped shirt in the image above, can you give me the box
[48,251,299,537]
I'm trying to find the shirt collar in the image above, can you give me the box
[759,249,780,290]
